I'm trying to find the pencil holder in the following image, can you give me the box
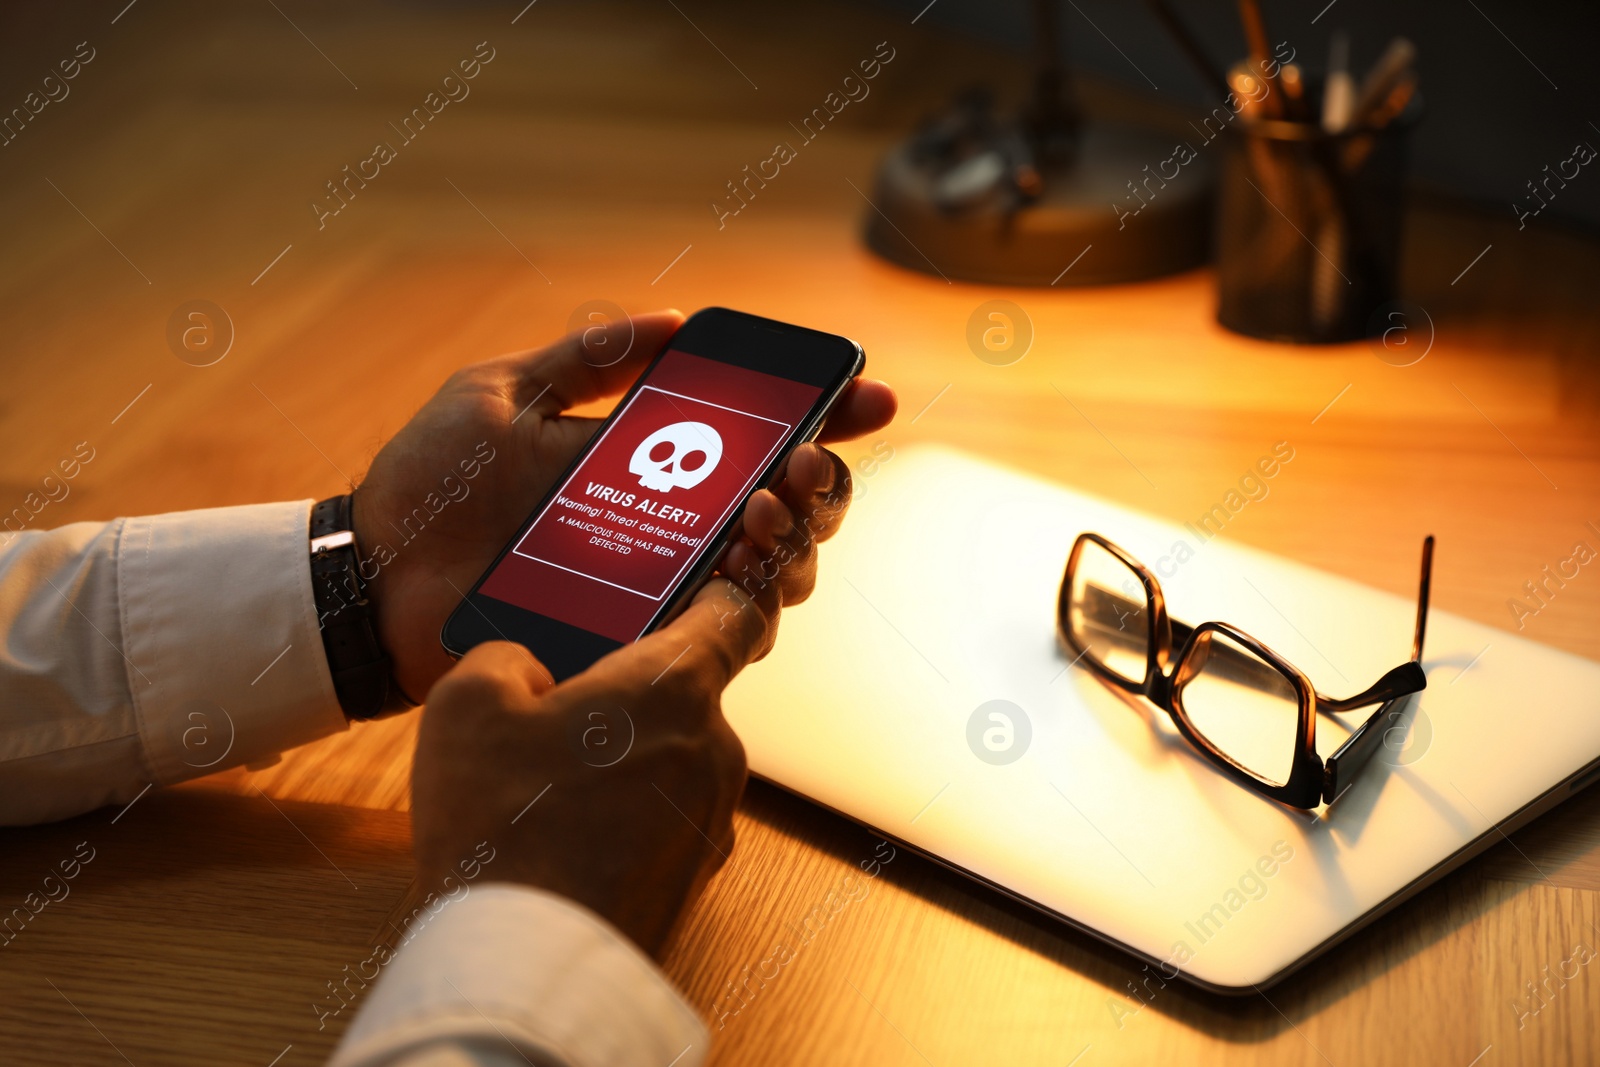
[1215,108,1416,343]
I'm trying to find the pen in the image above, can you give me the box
[1280,63,1306,114]
[1365,71,1418,131]
[1227,62,1271,122]
[1322,31,1355,133]
[1340,71,1418,171]
[1351,37,1416,130]
[1235,0,1284,119]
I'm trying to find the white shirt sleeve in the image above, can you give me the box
[328,886,708,1067]
[0,504,710,1067]
[0,501,346,825]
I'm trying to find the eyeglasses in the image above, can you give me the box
[1056,533,1434,810]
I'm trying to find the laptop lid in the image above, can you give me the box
[724,445,1600,991]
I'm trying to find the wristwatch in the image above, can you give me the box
[309,494,411,720]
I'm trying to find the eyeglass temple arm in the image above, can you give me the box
[1163,537,1436,714]
[1313,535,1435,714]
[1081,536,1436,720]
[1154,623,1417,709]
[1321,535,1435,803]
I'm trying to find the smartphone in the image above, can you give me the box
[440,307,866,680]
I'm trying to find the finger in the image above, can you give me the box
[719,539,785,657]
[729,444,853,610]
[639,577,772,695]
[504,309,686,417]
[720,547,787,662]
[781,443,854,544]
[524,413,607,475]
[731,493,818,610]
[814,378,897,443]
[427,640,556,708]
[740,489,793,554]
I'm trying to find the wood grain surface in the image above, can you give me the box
[1,1,1597,1065]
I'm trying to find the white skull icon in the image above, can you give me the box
[629,421,723,493]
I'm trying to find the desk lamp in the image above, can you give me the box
[863,0,1212,285]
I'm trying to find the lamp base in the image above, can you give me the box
[864,122,1213,286]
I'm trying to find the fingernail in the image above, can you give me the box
[724,541,749,581]
[797,443,833,494]
[764,490,795,539]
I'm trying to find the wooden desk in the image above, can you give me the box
[1,2,1596,1064]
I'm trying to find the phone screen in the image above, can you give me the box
[478,348,823,641]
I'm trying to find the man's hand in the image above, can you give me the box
[411,576,776,955]
[351,310,895,701]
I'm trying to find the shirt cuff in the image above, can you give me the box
[329,884,709,1067]
[117,500,346,783]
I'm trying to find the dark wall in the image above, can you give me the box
[3,1,1594,230]
[871,0,1600,230]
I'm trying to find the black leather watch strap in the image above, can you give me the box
[309,494,407,720]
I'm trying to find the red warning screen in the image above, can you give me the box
[480,349,823,641]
